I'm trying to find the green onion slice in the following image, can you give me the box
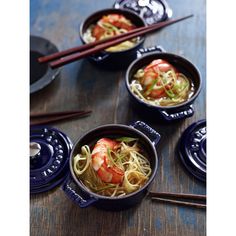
[115,137,138,143]
[144,78,158,96]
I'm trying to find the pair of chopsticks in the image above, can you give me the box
[149,192,206,209]
[30,110,92,126]
[38,14,194,69]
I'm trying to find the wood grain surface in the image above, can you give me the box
[30,0,206,235]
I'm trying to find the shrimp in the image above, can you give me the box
[141,59,177,99]
[102,14,134,31]
[92,14,135,40]
[91,138,124,184]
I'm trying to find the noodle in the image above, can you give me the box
[83,14,138,52]
[73,138,151,197]
[130,60,195,106]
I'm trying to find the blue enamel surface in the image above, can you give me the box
[178,119,206,181]
[30,126,73,193]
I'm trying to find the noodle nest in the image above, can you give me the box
[83,16,138,52]
[130,62,195,107]
[73,139,151,197]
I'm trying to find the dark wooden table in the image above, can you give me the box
[30,0,206,235]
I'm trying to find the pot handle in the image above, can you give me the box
[160,105,194,121]
[137,45,165,58]
[62,174,98,208]
[130,121,161,146]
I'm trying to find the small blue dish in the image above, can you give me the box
[79,8,146,69]
[178,119,206,182]
[62,121,160,210]
[30,35,61,94]
[125,50,202,121]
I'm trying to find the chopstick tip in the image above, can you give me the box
[38,57,44,63]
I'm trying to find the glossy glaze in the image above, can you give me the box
[178,119,206,182]
[30,126,73,193]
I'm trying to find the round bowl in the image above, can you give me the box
[125,52,202,121]
[63,121,160,211]
[79,8,146,69]
[30,35,60,94]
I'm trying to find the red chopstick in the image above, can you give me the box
[30,110,92,126]
[38,14,192,64]
[38,25,147,64]
[38,14,193,69]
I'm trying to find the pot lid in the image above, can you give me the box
[178,119,206,182]
[30,126,73,194]
[114,0,172,25]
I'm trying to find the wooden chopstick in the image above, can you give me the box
[38,14,192,64]
[30,110,90,118]
[45,14,193,69]
[151,197,206,209]
[149,191,206,201]
[30,110,92,126]
[38,24,152,64]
